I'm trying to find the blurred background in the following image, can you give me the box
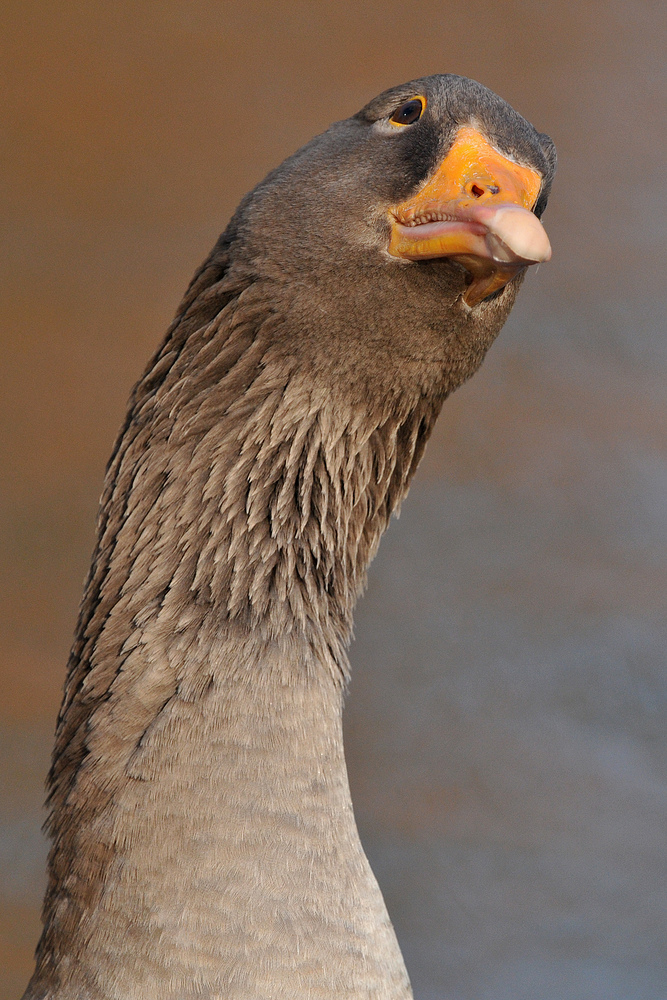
[1,2,666,997]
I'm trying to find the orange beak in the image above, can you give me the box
[388,126,551,307]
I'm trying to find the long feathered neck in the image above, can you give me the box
[28,258,440,999]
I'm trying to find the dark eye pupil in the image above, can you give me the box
[390,99,423,125]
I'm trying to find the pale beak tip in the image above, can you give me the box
[485,204,552,266]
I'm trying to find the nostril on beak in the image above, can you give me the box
[469,182,501,198]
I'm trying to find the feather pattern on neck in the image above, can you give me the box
[34,263,439,995]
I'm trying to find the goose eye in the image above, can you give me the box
[390,97,425,126]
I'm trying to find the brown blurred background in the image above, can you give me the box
[1,2,666,997]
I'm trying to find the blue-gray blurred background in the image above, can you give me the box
[1,2,665,997]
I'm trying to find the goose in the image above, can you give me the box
[23,74,555,1000]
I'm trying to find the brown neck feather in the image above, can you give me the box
[30,268,440,998]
